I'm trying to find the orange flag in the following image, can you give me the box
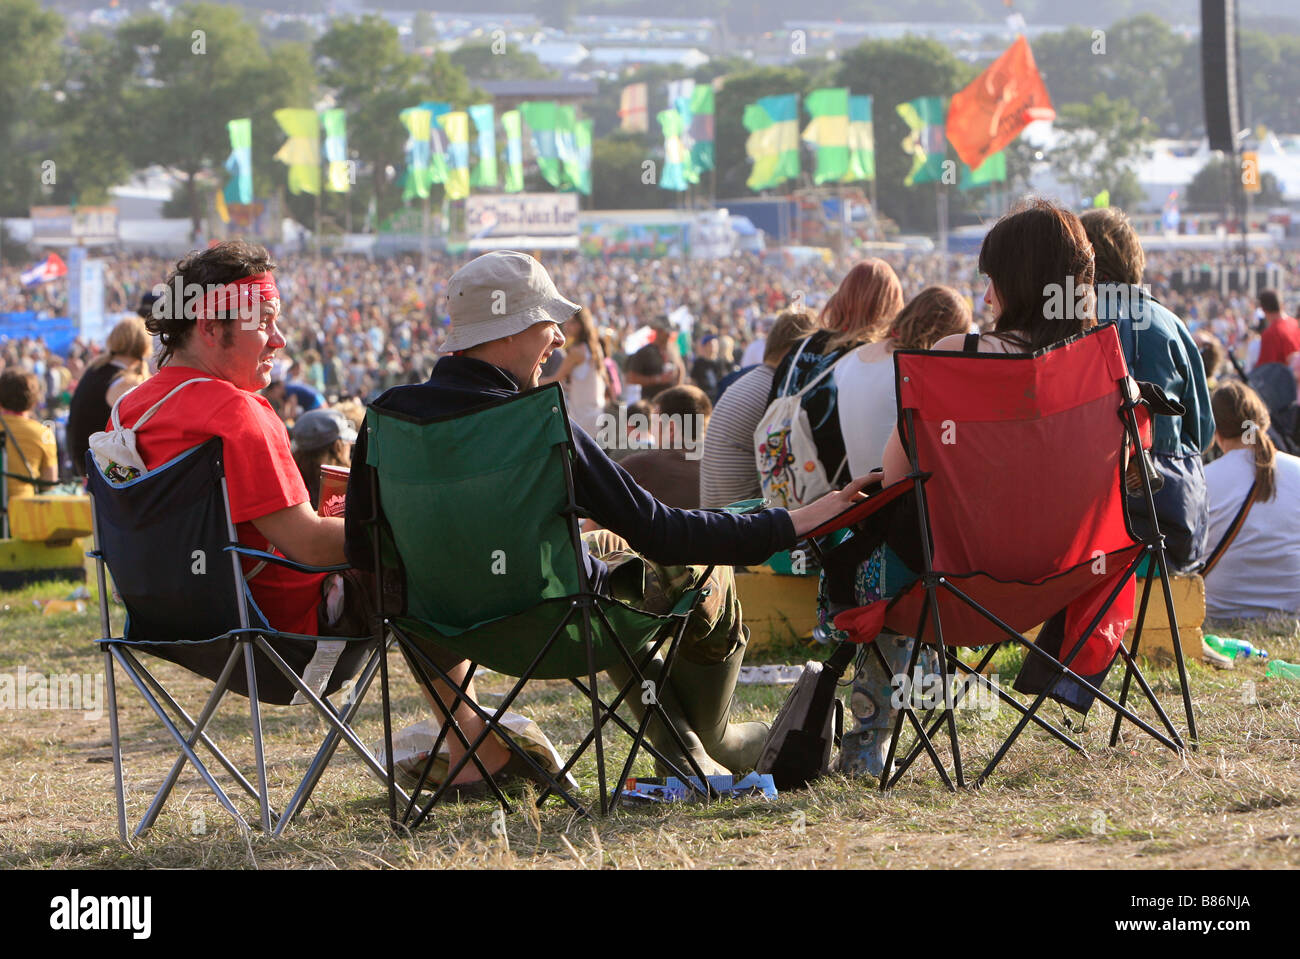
[946,35,1055,170]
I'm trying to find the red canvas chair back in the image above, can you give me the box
[881,325,1142,668]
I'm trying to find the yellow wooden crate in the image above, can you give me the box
[736,566,820,650]
[6,494,93,544]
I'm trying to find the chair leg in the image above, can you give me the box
[1110,561,1156,747]
[103,647,128,844]
[243,641,273,833]
[579,603,608,815]
[134,644,258,833]
[379,632,399,832]
[274,644,390,836]
[108,646,250,836]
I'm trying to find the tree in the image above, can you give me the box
[449,42,555,82]
[832,37,976,231]
[315,17,476,226]
[1186,157,1285,211]
[1049,94,1153,211]
[116,4,318,239]
[590,132,672,210]
[0,0,65,217]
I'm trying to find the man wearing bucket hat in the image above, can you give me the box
[345,251,874,792]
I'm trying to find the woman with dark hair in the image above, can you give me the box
[834,285,973,478]
[835,199,1102,778]
[1,369,58,501]
[541,306,610,436]
[1203,381,1300,619]
[765,258,904,503]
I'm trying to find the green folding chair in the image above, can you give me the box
[363,383,724,826]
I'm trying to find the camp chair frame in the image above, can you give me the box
[364,385,719,829]
[89,441,407,841]
[818,325,1196,791]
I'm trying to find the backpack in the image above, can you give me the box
[753,338,847,508]
[756,641,853,790]
[88,377,212,484]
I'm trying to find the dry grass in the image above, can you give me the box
[1,579,1298,870]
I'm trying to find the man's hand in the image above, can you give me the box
[788,473,881,540]
[251,503,346,567]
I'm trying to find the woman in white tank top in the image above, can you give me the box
[542,307,609,437]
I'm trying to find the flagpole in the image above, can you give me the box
[314,189,322,260]
[936,181,950,285]
[421,192,430,269]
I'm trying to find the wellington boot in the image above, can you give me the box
[660,631,768,775]
[605,653,731,778]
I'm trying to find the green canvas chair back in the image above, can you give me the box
[365,384,675,679]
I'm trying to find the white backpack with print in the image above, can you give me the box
[753,340,845,508]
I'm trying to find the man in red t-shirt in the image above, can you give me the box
[110,240,346,636]
[1254,289,1300,368]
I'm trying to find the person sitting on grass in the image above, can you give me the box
[1,369,57,501]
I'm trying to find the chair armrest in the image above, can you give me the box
[225,545,352,575]
[800,477,915,542]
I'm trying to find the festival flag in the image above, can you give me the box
[399,106,433,201]
[688,84,716,174]
[519,100,565,189]
[420,101,452,187]
[897,96,948,186]
[743,94,800,191]
[20,253,67,288]
[803,87,851,185]
[438,111,471,201]
[1093,188,1111,209]
[273,108,321,195]
[619,82,648,133]
[501,109,524,193]
[958,150,1007,190]
[555,104,584,192]
[844,95,875,182]
[1162,190,1180,232]
[659,108,690,191]
[945,35,1055,171]
[223,118,253,205]
[320,109,350,193]
[467,103,497,189]
[572,118,593,195]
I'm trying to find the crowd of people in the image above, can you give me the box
[4,210,1300,789]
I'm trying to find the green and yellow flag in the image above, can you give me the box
[897,96,948,186]
[501,109,524,193]
[399,106,432,201]
[844,95,875,182]
[958,150,1007,191]
[659,108,689,191]
[438,111,471,201]
[467,104,497,189]
[321,108,350,193]
[744,94,799,191]
[803,88,850,185]
[273,108,321,196]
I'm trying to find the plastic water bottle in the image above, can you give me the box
[1264,660,1300,680]
[1204,634,1268,660]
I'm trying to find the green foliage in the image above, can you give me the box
[0,0,64,217]
[1050,94,1153,211]
[449,43,556,82]
[590,132,672,210]
[1186,157,1285,211]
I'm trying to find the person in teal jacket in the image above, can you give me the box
[1082,208,1215,574]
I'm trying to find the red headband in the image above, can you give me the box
[200,271,280,321]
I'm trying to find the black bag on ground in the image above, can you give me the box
[756,641,854,789]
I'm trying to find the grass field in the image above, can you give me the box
[2,578,1298,870]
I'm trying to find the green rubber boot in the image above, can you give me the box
[605,652,731,778]
[658,627,769,776]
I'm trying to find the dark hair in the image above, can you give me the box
[148,239,277,366]
[978,197,1097,352]
[763,310,819,364]
[1259,289,1281,314]
[1197,333,1226,381]
[0,369,41,412]
[890,286,972,351]
[1212,381,1277,502]
[1080,207,1146,287]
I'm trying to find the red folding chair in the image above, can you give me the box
[808,324,1196,790]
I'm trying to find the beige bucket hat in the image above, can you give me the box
[442,251,581,352]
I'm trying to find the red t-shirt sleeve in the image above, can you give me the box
[201,391,309,525]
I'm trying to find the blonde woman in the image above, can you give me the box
[67,315,151,476]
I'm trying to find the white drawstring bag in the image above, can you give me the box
[88,378,212,484]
